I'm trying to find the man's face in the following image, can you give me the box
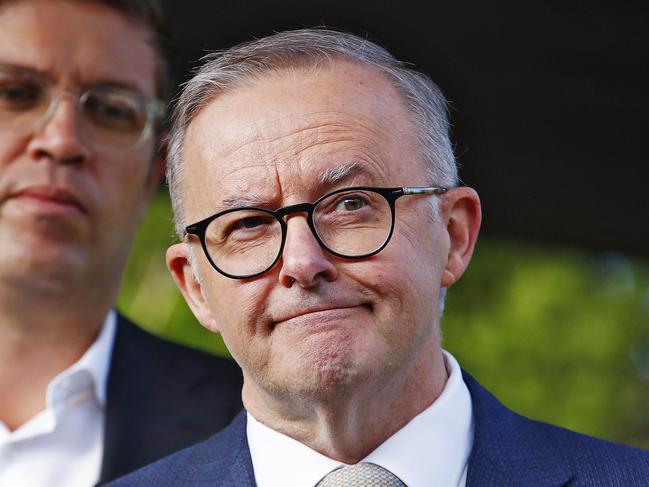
[0,0,159,297]
[172,62,468,403]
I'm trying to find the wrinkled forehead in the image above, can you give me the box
[184,61,412,164]
[181,62,423,205]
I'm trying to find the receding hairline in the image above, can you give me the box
[167,28,459,236]
[181,54,421,139]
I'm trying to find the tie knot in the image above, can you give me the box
[316,462,406,486]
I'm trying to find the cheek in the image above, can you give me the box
[95,162,151,222]
[357,231,441,334]
[205,278,273,355]
[0,141,20,168]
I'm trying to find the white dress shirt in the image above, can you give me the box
[247,350,474,487]
[0,311,116,487]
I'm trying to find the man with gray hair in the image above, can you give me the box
[110,28,649,486]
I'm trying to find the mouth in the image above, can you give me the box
[7,186,86,214]
[272,303,373,328]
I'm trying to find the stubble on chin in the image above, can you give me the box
[251,325,359,403]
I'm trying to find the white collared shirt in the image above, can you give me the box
[0,311,116,487]
[247,350,474,487]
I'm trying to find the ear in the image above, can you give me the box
[166,242,220,332]
[440,187,482,288]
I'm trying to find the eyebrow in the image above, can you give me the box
[318,161,376,187]
[0,62,147,96]
[220,195,270,209]
[0,63,54,82]
[218,161,378,209]
[92,80,148,96]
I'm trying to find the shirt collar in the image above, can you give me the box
[45,310,116,410]
[247,350,474,487]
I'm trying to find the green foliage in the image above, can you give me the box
[119,189,649,448]
[443,241,649,447]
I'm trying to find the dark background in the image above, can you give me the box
[159,0,648,256]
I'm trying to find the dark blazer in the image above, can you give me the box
[106,371,649,486]
[97,314,243,484]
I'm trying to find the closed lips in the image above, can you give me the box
[273,303,371,324]
[9,186,86,213]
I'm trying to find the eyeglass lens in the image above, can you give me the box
[202,188,394,277]
[0,64,154,150]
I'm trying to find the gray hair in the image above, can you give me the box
[167,28,459,236]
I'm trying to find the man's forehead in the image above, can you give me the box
[179,60,426,218]
[183,110,395,197]
[185,62,414,163]
[0,0,158,95]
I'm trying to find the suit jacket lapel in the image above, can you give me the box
[99,314,235,483]
[216,412,256,487]
[184,412,256,487]
[463,371,572,486]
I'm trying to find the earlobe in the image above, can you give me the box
[440,187,482,288]
[441,269,457,287]
[166,243,220,332]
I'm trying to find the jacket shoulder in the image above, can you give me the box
[100,314,244,483]
[463,370,649,486]
[535,419,649,484]
[105,412,253,487]
[112,313,243,389]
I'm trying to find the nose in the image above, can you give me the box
[26,94,89,166]
[278,215,338,288]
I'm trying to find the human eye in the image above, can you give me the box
[334,195,367,212]
[316,190,382,228]
[232,215,272,231]
[218,211,277,242]
[326,191,376,214]
[0,78,42,111]
[83,89,145,131]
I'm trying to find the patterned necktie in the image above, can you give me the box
[316,462,406,487]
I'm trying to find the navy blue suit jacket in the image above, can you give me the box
[107,371,649,486]
[98,314,243,484]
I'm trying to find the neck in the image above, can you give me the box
[243,343,448,463]
[0,283,112,431]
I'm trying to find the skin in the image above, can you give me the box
[168,61,481,462]
[0,0,160,430]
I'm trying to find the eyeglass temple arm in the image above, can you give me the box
[401,186,448,195]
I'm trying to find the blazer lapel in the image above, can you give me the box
[184,412,256,487]
[463,371,573,487]
[216,412,256,487]
[99,314,240,483]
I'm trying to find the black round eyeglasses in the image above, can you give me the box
[184,186,448,280]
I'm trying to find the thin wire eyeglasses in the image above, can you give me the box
[0,63,165,152]
[184,186,448,280]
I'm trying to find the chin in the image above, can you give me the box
[280,345,360,399]
[2,249,85,291]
